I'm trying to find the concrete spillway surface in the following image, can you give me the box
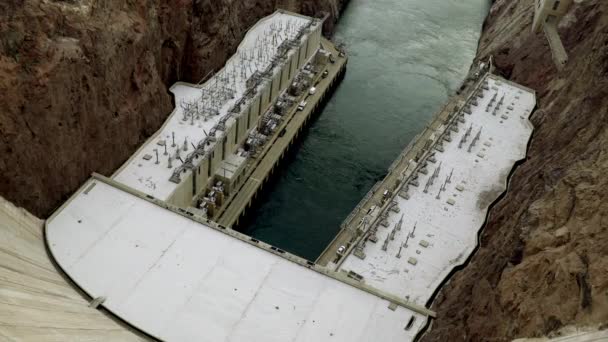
[0,197,144,341]
[336,74,536,324]
[45,180,427,341]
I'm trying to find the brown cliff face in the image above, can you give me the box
[424,0,608,341]
[0,0,347,217]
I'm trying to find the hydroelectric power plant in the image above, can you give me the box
[3,8,543,342]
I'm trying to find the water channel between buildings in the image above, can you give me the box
[241,0,491,261]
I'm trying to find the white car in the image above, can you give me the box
[308,87,317,95]
[297,100,307,111]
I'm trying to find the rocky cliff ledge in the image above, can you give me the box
[425,0,608,340]
[0,0,347,217]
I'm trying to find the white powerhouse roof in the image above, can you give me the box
[337,74,536,306]
[46,180,426,341]
[113,11,319,200]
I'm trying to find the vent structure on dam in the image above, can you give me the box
[38,10,537,342]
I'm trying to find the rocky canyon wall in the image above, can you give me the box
[0,0,348,217]
[424,0,608,340]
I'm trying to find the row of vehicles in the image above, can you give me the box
[296,69,329,111]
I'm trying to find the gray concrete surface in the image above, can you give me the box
[0,196,147,341]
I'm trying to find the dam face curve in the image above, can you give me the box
[0,196,145,341]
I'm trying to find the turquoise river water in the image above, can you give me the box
[241,0,490,261]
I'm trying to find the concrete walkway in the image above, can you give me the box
[513,330,608,342]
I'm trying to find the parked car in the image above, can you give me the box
[297,100,307,111]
